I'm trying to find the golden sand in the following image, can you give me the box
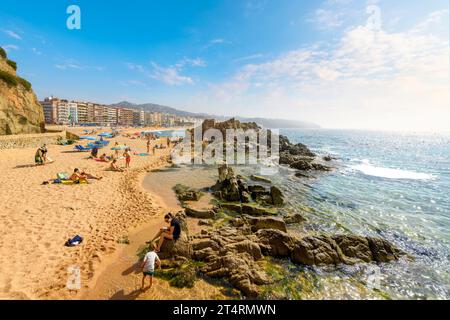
[0,127,176,299]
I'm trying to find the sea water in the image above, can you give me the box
[144,129,450,299]
[276,129,450,299]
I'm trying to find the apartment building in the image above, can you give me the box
[68,102,78,125]
[56,101,70,124]
[117,108,134,126]
[40,97,59,124]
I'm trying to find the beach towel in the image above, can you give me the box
[60,179,88,185]
[75,145,92,152]
[65,235,83,247]
[57,172,70,180]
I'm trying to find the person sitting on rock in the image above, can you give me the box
[152,213,181,253]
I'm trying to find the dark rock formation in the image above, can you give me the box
[279,135,332,173]
[270,186,284,206]
[173,184,202,202]
[245,216,287,233]
[283,213,306,224]
[185,207,215,219]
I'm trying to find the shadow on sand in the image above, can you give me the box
[110,289,143,300]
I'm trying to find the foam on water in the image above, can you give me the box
[351,160,434,180]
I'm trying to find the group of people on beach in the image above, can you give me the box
[140,213,182,290]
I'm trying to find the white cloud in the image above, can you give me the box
[3,30,22,40]
[198,11,449,131]
[127,57,205,86]
[2,44,19,52]
[233,53,264,63]
[55,59,104,71]
[150,62,194,86]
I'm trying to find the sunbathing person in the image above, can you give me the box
[70,168,102,183]
[69,168,88,183]
[99,153,108,162]
[151,213,181,253]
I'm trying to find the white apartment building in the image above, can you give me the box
[68,102,78,125]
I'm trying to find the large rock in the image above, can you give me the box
[366,237,404,263]
[290,235,405,266]
[256,229,295,257]
[0,50,45,135]
[185,207,215,219]
[245,216,287,233]
[270,186,284,206]
[283,213,306,224]
[242,204,277,216]
[291,236,347,266]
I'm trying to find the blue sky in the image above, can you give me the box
[0,0,449,131]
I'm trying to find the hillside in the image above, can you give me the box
[0,47,45,135]
[110,101,320,129]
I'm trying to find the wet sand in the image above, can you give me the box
[84,165,227,300]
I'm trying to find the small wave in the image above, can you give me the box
[351,161,434,180]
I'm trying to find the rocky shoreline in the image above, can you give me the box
[147,162,405,298]
[135,119,407,298]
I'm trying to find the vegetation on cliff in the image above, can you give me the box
[0,46,44,135]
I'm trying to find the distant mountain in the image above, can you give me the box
[109,101,320,129]
[110,101,209,118]
[235,117,320,129]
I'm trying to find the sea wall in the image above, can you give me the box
[0,131,78,150]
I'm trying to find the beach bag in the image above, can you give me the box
[65,235,83,247]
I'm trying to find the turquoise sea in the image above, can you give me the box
[273,129,450,299]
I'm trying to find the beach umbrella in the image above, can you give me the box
[111,145,128,151]
[79,136,97,141]
[98,132,113,137]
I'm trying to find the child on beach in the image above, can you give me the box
[124,149,131,168]
[109,159,124,172]
[140,242,161,290]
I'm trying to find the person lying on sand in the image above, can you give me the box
[109,159,124,172]
[70,168,102,183]
[99,153,108,162]
[140,242,161,291]
[151,213,181,253]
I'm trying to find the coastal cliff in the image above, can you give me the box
[0,47,45,135]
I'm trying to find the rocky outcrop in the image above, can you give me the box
[202,118,260,137]
[192,227,270,298]
[279,135,332,173]
[0,47,45,135]
[173,184,202,202]
[245,216,287,233]
[283,212,306,224]
[214,164,285,211]
[185,207,215,219]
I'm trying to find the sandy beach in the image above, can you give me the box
[0,126,177,299]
